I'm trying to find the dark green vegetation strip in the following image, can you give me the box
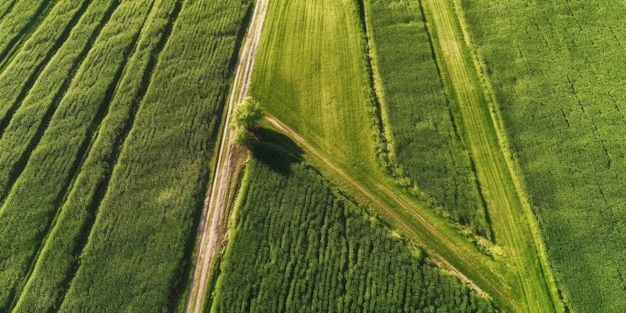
[210,157,498,313]
[462,0,626,311]
[362,0,489,237]
[0,0,250,311]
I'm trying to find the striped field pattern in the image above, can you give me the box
[0,0,250,311]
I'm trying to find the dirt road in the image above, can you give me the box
[183,0,269,312]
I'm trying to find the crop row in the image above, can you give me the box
[210,156,497,312]
[362,0,490,237]
[0,0,251,311]
[461,0,626,311]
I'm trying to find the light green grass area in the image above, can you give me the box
[461,0,626,311]
[249,0,379,174]
[210,156,498,312]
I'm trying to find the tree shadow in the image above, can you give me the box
[250,127,304,175]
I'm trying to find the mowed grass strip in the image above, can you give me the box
[362,0,490,237]
[10,1,180,312]
[0,0,156,310]
[420,0,562,311]
[249,0,378,174]
[56,0,251,311]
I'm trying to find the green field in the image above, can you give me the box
[1,0,624,311]
[461,0,626,311]
[248,0,565,310]
[0,0,249,311]
[209,156,497,313]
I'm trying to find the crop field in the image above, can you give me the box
[209,156,498,313]
[1,0,623,311]
[362,0,490,237]
[246,0,563,311]
[0,0,50,72]
[0,0,249,311]
[461,0,626,311]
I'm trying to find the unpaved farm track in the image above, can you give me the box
[183,0,269,312]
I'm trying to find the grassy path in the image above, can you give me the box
[420,0,562,311]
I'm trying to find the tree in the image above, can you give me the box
[229,96,264,146]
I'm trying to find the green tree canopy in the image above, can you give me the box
[230,96,264,146]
